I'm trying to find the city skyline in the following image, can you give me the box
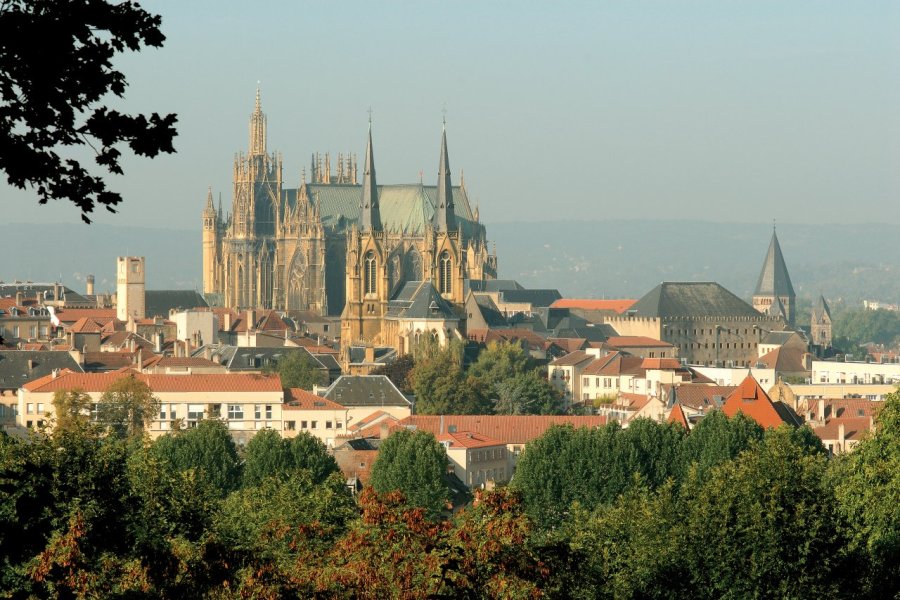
[3,1,899,228]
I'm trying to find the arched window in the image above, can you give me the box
[364,251,377,295]
[439,251,452,295]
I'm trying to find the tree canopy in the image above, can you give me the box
[370,429,449,517]
[0,0,178,222]
[273,350,327,390]
[97,375,160,438]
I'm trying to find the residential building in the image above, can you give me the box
[321,375,412,426]
[282,387,350,447]
[437,431,510,487]
[811,359,900,385]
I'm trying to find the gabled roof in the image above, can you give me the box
[323,375,411,408]
[754,231,795,298]
[671,384,736,411]
[68,317,104,333]
[722,376,801,428]
[550,298,637,313]
[437,431,504,449]
[386,281,457,320]
[499,289,562,308]
[628,282,761,319]
[813,417,873,442]
[641,358,681,370]
[668,403,690,429]
[465,279,524,293]
[756,346,808,373]
[0,350,84,390]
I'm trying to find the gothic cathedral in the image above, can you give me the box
[202,90,497,325]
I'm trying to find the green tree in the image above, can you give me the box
[494,370,563,415]
[468,340,531,398]
[679,426,851,599]
[370,429,449,517]
[0,0,177,222]
[242,429,338,487]
[831,390,900,598]
[677,409,764,480]
[151,420,241,497]
[50,387,95,434]
[409,342,487,414]
[97,374,160,438]
[274,350,326,390]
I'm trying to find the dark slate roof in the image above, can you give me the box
[196,345,326,372]
[754,231,796,297]
[145,290,208,318]
[465,279,524,293]
[629,282,762,319]
[386,281,457,320]
[472,294,507,327]
[323,375,412,408]
[340,437,384,451]
[500,289,562,308]
[761,331,796,346]
[0,350,84,390]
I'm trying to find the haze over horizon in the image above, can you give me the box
[2,1,898,229]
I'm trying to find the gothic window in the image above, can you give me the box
[404,247,423,282]
[288,251,308,310]
[388,253,402,293]
[364,251,377,296]
[439,251,452,295]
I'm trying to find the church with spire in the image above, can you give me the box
[202,90,497,335]
[752,228,796,327]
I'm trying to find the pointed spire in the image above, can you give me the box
[203,187,216,217]
[433,122,456,232]
[359,120,381,232]
[812,295,832,321]
[754,229,795,297]
[249,84,266,155]
[771,295,787,320]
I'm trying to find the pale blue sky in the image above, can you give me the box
[4,1,899,227]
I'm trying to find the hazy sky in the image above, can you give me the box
[4,1,899,228]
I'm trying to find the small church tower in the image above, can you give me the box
[753,229,796,327]
[201,187,219,294]
[810,295,833,348]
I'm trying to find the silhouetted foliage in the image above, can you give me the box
[0,0,178,221]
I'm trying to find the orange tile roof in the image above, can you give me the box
[641,358,681,370]
[348,410,399,433]
[55,309,117,323]
[284,388,345,410]
[813,417,873,442]
[669,384,735,411]
[369,415,607,445]
[548,338,588,353]
[23,370,283,393]
[668,404,690,428]
[606,336,673,348]
[437,431,505,449]
[722,376,793,429]
[550,299,637,313]
[69,317,104,333]
[583,353,618,375]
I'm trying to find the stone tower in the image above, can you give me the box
[753,229,796,327]
[428,123,465,304]
[116,256,145,322]
[810,295,832,348]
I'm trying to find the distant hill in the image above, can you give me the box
[2,220,898,305]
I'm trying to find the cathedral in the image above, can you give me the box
[202,90,497,326]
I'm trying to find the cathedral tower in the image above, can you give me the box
[116,256,145,322]
[429,123,465,304]
[201,187,219,294]
[753,229,795,327]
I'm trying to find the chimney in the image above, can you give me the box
[838,423,845,446]
[817,398,825,422]
[53,283,59,302]
[155,331,163,354]
[223,312,232,331]
[365,346,375,364]
[439,414,444,434]
[15,291,23,306]
[86,275,95,296]
[52,368,59,379]
[27,359,34,371]
[246,309,257,331]
[379,422,390,440]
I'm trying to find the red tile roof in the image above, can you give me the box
[640,357,681,370]
[548,338,588,353]
[550,299,637,313]
[670,384,735,411]
[583,353,619,375]
[813,417,873,442]
[437,431,505,449]
[55,309,117,323]
[606,336,673,348]
[284,388,345,410]
[368,415,607,445]
[23,370,283,393]
[69,317,104,333]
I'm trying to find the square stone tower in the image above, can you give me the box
[116,256,146,322]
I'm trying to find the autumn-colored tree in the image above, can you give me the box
[50,387,95,434]
[97,374,160,438]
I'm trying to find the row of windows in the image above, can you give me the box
[468,467,505,485]
[0,325,49,338]
[284,419,343,431]
[679,342,758,350]
[471,448,505,462]
[25,403,45,415]
[583,377,618,388]
[666,328,760,337]
[363,251,454,296]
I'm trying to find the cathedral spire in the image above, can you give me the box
[360,120,381,231]
[433,121,456,232]
[204,186,215,214]
[249,85,267,156]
